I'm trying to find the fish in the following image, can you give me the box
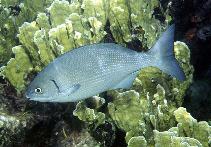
[25,24,185,102]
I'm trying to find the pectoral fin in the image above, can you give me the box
[60,84,81,96]
[112,71,139,89]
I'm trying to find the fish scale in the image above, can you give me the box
[55,44,141,84]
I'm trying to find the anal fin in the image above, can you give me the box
[112,71,139,89]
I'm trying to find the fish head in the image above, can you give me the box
[25,70,59,102]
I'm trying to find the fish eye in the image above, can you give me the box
[35,87,42,94]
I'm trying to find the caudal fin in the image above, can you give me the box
[149,24,185,81]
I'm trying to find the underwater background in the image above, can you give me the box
[0,0,211,146]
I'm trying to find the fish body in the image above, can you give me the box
[26,25,185,102]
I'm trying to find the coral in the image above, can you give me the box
[107,41,193,144]
[153,107,211,147]
[0,110,32,146]
[0,0,54,65]
[73,41,193,146]
[73,97,116,146]
[174,107,211,147]
[0,0,194,145]
[1,0,172,92]
[153,130,203,147]
[49,120,101,147]
[0,83,33,146]
[0,0,55,92]
[2,0,210,146]
[0,0,106,92]
[124,107,211,147]
[109,0,172,48]
[0,46,33,92]
[73,98,106,128]
[128,136,147,147]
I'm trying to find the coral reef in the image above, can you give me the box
[73,97,106,127]
[109,0,171,48]
[0,0,54,65]
[0,0,107,92]
[0,110,32,146]
[124,107,211,147]
[48,120,101,147]
[0,0,210,146]
[0,0,171,92]
[154,107,211,147]
[73,41,194,145]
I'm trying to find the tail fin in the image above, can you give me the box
[149,24,185,81]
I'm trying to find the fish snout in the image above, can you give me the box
[25,89,32,100]
[25,93,30,99]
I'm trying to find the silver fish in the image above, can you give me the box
[26,24,185,102]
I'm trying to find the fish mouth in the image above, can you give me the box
[25,93,30,99]
[28,97,57,102]
[25,92,58,102]
[25,91,56,102]
[25,94,56,102]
